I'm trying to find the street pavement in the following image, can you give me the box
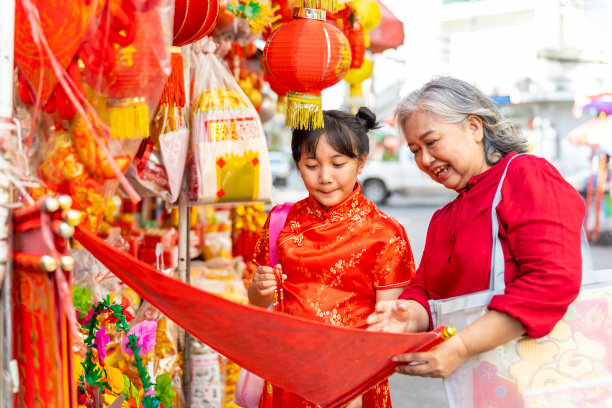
[274,174,612,408]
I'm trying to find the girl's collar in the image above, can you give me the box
[306,183,369,221]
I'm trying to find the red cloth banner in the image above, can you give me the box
[74,227,446,407]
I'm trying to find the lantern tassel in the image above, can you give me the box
[349,83,363,98]
[285,92,324,130]
[159,48,185,108]
[107,97,150,139]
[298,0,338,13]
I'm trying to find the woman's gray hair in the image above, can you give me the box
[394,76,528,166]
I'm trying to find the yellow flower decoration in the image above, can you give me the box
[106,366,125,394]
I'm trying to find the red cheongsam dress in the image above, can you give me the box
[253,186,415,408]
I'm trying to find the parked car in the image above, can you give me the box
[268,151,292,186]
[358,145,450,204]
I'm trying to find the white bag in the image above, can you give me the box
[185,39,272,205]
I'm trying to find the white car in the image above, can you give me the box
[358,145,450,204]
[268,151,292,186]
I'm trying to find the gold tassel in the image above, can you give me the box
[349,83,363,98]
[298,0,338,12]
[285,92,324,130]
[107,97,150,139]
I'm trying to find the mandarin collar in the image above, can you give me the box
[463,151,518,192]
[305,183,370,222]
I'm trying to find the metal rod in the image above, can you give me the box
[177,196,192,406]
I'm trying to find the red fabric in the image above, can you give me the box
[400,153,585,338]
[254,188,415,407]
[74,227,444,408]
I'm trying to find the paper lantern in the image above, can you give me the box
[344,57,373,98]
[263,8,351,129]
[173,0,220,46]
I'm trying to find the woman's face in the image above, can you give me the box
[297,135,366,210]
[403,112,490,192]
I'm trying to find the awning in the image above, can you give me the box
[369,0,404,54]
[567,115,612,154]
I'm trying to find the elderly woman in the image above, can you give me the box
[367,76,585,378]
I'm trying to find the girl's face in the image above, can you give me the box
[297,135,366,210]
[403,112,490,192]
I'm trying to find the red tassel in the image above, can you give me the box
[159,48,185,108]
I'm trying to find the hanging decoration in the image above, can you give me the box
[14,0,98,105]
[263,7,351,129]
[226,0,282,35]
[173,0,220,47]
[298,0,337,13]
[343,57,373,98]
[353,0,381,48]
[77,294,177,408]
[12,196,81,408]
[105,2,171,139]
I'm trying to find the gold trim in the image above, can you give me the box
[292,7,326,21]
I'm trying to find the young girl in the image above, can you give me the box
[249,107,416,408]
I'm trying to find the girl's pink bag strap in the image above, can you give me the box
[268,202,294,267]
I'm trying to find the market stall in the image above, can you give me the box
[0,1,453,408]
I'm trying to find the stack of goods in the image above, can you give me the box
[190,257,249,407]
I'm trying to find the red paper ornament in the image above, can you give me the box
[345,21,366,69]
[14,0,98,103]
[263,8,351,129]
[106,5,171,139]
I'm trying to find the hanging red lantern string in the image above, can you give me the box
[328,4,366,69]
[160,0,219,119]
[263,7,351,129]
[173,0,219,47]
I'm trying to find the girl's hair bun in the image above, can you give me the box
[356,106,379,131]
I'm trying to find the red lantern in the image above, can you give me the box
[173,0,220,46]
[263,8,351,129]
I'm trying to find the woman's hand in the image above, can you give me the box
[392,334,470,378]
[247,265,287,308]
[366,299,429,334]
[392,310,525,378]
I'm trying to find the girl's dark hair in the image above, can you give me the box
[291,106,379,163]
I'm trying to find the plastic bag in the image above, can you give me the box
[185,38,272,205]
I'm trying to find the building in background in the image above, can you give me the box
[349,0,612,176]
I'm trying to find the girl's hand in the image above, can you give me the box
[247,264,287,308]
[392,334,470,378]
[252,265,283,296]
[366,299,428,334]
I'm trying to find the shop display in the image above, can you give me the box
[4,0,409,406]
